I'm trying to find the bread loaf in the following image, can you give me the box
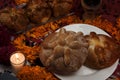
[84,32,120,69]
[39,28,89,75]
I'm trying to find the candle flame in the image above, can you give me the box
[15,54,20,63]
[15,54,19,59]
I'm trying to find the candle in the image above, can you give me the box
[10,51,25,74]
[81,0,102,20]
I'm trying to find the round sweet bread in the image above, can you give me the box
[84,32,120,69]
[0,7,29,32]
[26,0,51,24]
[39,28,89,75]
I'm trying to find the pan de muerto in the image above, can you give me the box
[39,28,89,75]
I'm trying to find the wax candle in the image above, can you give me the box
[10,51,25,74]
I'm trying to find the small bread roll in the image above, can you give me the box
[26,0,51,24]
[0,8,29,32]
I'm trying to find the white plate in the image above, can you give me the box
[55,24,119,80]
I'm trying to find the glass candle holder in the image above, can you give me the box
[10,51,26,74]
[81,0,102,20]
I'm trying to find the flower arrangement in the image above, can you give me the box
[17,66,59,80]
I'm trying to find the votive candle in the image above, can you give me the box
[10,51,25,74]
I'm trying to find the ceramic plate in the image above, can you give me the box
[55,24,119,80]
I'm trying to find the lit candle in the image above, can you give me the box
[10,51,25,74]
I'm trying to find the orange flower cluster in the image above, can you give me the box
[25,15,82,39]
[17,66,59,80]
